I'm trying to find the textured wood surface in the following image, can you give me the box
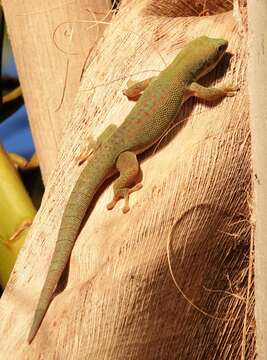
[248,0,267,359]
[2,0,112,181]
[0,1,254,359]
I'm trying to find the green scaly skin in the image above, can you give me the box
[28,36,237,343]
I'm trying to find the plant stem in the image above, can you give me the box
[0,145,36,288]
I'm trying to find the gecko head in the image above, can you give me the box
[189,36,228,79]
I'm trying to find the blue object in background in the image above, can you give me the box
[0,105,34,158]
[1,31,35,159]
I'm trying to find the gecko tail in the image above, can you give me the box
[27,216,81,343]
[28,153,113,343]
[28,220,79,342]
[27,247,71,343]
[27,193,89,343]
[28,305,50,344]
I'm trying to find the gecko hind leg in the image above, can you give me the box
[78,124,118,164]
[107,151,142,213]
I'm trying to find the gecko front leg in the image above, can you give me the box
[187,82,239,101]
[123,77,157,101]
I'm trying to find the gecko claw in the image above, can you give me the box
[223,84,240,97]
[122,205,130,213]
[107,199,117,211]
[107,183,143,213]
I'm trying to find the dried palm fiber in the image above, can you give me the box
[0,0,254,359]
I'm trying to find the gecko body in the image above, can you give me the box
[28,36,237,343]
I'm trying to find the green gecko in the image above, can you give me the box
[28,36,238,343]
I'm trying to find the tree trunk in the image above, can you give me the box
[2,0,112,181]
[0,1,254,358]
[248,0,267,359]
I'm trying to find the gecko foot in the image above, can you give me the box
[107,183,143,213]
[222,84,240,97]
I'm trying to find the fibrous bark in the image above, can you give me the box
[0,1,253,359]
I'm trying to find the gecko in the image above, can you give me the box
[28,36,238,343]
